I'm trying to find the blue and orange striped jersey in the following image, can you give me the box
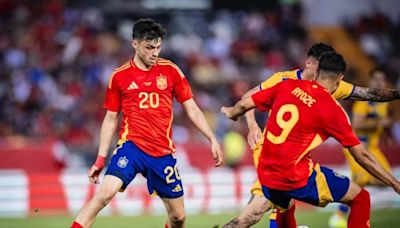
[104,58,193,157]
[252,79,360,190]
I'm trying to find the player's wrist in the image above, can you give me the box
[247,121,259,130]
[94,155,106,169]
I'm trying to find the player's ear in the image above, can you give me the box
[131,40,138,49]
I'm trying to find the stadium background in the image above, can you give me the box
[0,0,400,227]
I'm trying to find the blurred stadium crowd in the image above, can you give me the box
[0,0,399,167]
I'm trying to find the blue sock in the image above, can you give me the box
[269,211,278,228]
[338,204,349,214]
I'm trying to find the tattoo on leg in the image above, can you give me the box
[222,218,239,228]
[247,194,255,205]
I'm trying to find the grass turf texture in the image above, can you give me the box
[1,209,399,227]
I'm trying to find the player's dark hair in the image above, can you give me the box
[307,42,336,60]
[317,52,346,79]
[132,18,167,41]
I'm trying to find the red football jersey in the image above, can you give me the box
[104,58,193,157]
[252,79,360,190]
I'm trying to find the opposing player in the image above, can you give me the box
[71,18,223,228]
[222,43,400,228]
[329,68,394,227]
[221,52,400,228]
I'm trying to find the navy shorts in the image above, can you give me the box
[105,141,184,198]
[262,164,350,209]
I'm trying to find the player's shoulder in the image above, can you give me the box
[112,60,133,76]
[156,58,185,78]
[156,58,179,68]
[107,60,132,85]
[272,69,300,80]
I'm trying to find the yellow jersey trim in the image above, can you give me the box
[295,134,323,165]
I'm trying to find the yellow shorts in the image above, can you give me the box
[250,141,264,196]
[344,145,391,186]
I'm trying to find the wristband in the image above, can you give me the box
[94,156,106,169]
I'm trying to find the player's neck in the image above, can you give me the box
[300,71,313,80]
[316,79,336,93]
[133,56,153,71]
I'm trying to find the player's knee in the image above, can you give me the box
[168,210,185,225]
[94,188,117,207]
[351,188,370,207]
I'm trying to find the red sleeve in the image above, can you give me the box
[171,66,193,103]
[251,83,279,112]
[323,101,360,147]
[103,73,121,112]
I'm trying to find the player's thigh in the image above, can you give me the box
[339,181,362,204]
[286,164,350,207]
[316,165,351,206]
[96,175,124,199]
[149,154,184,198]
[161,196,185,218]
[105,141,140,191]
[262,185,292,211]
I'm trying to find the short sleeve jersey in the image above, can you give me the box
[251,69,356,167]
[352,101,389,146]
[259,69,355,99]
[104,58,193,157]
[252,79,360,190]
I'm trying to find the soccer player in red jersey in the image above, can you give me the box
[221,53,400,228]
[222,43,400,228]
[71,18,223,228]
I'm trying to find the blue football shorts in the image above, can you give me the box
[105,140,184,198]
[262,163,350,210]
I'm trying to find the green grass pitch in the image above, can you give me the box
[1,209,399,227]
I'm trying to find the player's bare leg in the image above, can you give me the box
[161,196,186,228]
[222,194,271,228]
[339,182,370,228]
[74,175,123,227]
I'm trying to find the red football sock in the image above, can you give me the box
[348,188,370,228]
[71,221,83,228]
[276,203,297,228]
[165,222,169,228]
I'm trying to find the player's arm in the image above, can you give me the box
[242,85,262,149]
[348,144,400,194]
[89,71,121,184]
[349,86,400,102]
[89,110,119,184]
[222,84,276,121]
[325,102,400,194]
[182,98,223,167]
[221,97,256,121]
[242,73,281,148]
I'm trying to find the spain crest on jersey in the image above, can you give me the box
[156,75,168,90]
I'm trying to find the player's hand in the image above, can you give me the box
[247,124,262,150]
[210,138,223,167]
[88,156,106,184]
[221,106,238,121]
